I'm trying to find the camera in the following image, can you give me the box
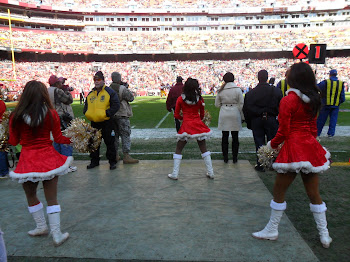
[62,84,74,92]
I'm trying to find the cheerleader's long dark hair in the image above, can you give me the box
[287,62,321,117]
[11,80,54,135]
[182,77,202,103]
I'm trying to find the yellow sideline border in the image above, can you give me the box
[0,9,17,82]
[331,162,350,167]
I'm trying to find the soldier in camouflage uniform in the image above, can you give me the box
[110,72,139,164]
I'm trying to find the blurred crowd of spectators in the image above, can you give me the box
[0,57,349,100]
[0,27,349,53]
[20,0,338,9]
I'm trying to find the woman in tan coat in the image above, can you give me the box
[215,72,244,163]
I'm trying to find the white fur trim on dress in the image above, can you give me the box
[201,151,211,158]
[10,156,73,184]
[47,205,61,214]
[270,200,287,211]
[176,131,212,141]
[310,202,327,213]
[28,202,44,213]
[181,94,199,105]
[173,154,182,160]
[286,88,311,103]
[272,147,330,174]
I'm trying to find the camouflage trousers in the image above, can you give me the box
[112,117,132,154]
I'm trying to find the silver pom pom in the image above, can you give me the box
[257,144,282,170]
[63,118,102,153]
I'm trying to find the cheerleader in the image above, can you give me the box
[8,80,72,247]
[252,63,332,248]
[168,78,213,180]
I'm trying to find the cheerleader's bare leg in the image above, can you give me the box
[252,173,296,240]
[198,140,214,179]
[301,173,332,248]
[43,176,69,246]
[23,182,49,236]
[168,140,187,180]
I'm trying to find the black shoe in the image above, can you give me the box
[233,159,237,164]
[254,164,265,172]
[110,163,117,170]
[87,162,99,169]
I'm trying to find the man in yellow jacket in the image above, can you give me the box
[83,71,120,170]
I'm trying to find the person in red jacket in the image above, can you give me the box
[168,78,213,180]
[252,62,332,249]
[0,93,8,178]
[9,80,72,247]
[166,76,184,132]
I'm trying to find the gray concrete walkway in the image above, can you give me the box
[0,160,318,262]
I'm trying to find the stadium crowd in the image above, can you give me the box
[20,0,338,9]
[0,57,349,100]
[0,27,349,53]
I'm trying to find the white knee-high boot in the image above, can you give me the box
[252,200,286,240]
[310,202,332,248]
[47,205,69,247]
[27,202,49,236]
[168,154,182,180]
[202,151,214,179]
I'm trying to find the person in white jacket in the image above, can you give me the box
[215,72,244,163]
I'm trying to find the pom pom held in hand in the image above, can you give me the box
[257,144,282,170]
[202,110,211,127]
[63,118,102,153]
[0,111,11,152]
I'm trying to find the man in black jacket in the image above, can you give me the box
[243,70,283,172]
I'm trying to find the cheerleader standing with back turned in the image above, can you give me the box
[9,80,72,247]
[252,62,332,248]
[168,78,214,180]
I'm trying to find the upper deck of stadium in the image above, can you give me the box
[4,0,349,10]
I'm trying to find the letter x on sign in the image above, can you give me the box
[293,43,309,59]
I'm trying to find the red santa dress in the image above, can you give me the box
[9,109,72,183]
[174,94,212,141]
[271,89,330,174]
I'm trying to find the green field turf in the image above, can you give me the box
[65,93,350,128]
[6,93,350,127]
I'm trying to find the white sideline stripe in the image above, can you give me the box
[73,150,347,156]
[155,112,171,129]
[74,151,258,156]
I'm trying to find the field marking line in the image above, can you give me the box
[73,151,258,156]
[155,112,171,129]
[331,162,350,166]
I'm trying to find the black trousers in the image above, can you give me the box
[251,116,278,164]
[172,107,181,132]
[222,131,239,162]
[90,119,116,165]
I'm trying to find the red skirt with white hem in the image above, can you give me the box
[9,146,73,183]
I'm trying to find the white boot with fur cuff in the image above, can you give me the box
[252,200,286,241]
[202,151,214,179]
[310,202,332,248]
[28,202,49,236]
[168,154,182,180]
[47,205,69,247]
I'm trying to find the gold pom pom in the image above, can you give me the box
[257,144,282,170]
[63,118,102,153]
[0,111,11,152]
[202,110,211,127]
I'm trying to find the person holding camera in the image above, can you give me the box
[243,69,282,172]
[47,75,77,173]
